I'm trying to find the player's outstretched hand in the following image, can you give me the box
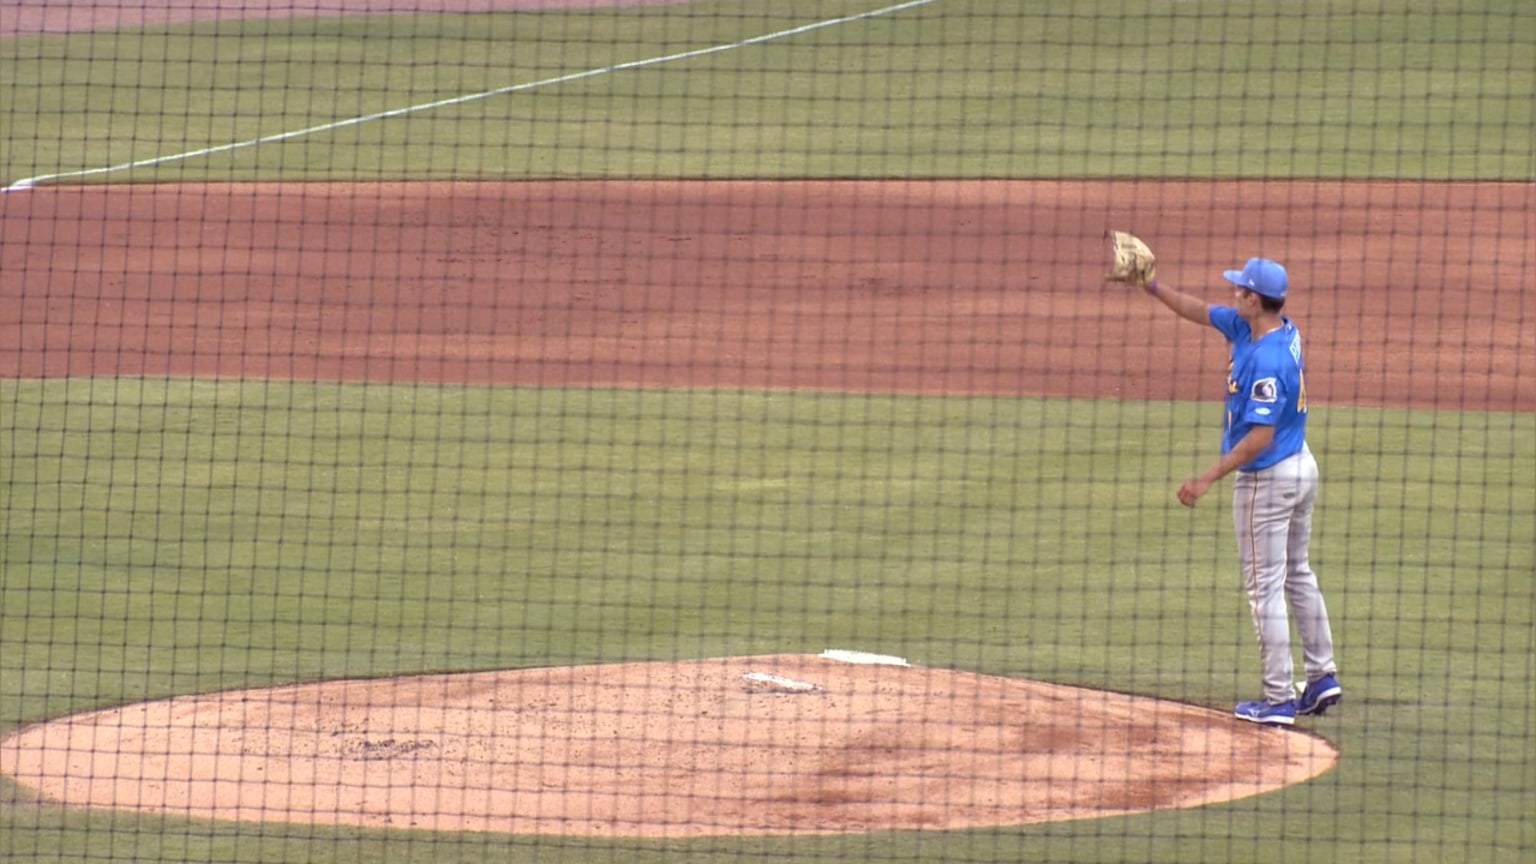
[1106,230,1157,286]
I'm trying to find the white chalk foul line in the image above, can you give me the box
[4,0,937,191]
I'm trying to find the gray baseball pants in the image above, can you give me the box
[1232,443,1338,705]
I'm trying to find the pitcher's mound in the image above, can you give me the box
[0,654,1336,836]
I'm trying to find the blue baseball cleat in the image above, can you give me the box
[1234,698,1297,726]
[1296,673,1343,716]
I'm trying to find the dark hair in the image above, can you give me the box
[1242,288,1285,313]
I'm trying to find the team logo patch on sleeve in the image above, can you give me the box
[1251,377,1278,403]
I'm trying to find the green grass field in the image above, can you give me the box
[2,0,1532,184]
[2,380,1532,863]
[2,1,1534,862]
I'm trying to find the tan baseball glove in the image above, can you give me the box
[1106,230,1157,286]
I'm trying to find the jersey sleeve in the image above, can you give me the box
[1234,339,1296,427]
[1234,373,1284,427]
[1208,305,1248,341]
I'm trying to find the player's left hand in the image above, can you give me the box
[1177,476,1212,507]
[1106,230,1157,286]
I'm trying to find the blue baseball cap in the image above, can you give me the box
[1222,257,1288,300]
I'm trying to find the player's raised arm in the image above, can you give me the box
[1103,230,1211,326]
[1143,278,1213,326]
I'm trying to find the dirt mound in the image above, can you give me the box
[0,655,1337,836]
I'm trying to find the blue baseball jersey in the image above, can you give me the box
[1208,306,1308,471]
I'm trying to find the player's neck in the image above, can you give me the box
[1246,311,1285,340]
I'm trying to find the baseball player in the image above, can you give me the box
[1138,256,1342,725]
